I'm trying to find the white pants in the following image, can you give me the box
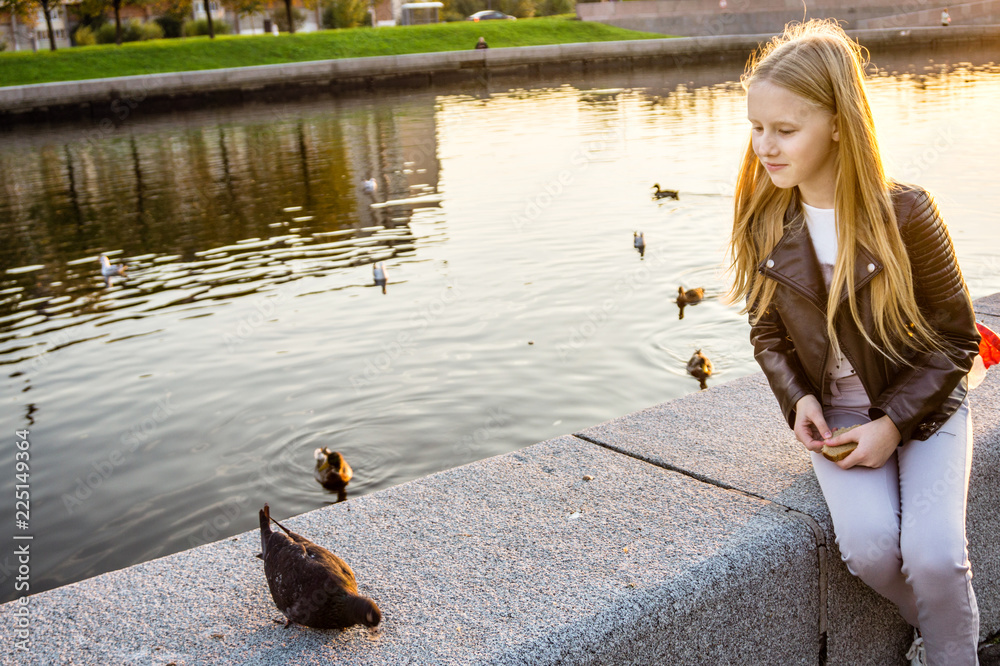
[810,374,979,666]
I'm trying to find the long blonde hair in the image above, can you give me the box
[727,19,941,364]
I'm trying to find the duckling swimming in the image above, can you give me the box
[676,286,704,305]
[259,503,381,630]
[676,286,704,320]
[314,448,353,492]
[651,184,679,200]
[686,349,713,390]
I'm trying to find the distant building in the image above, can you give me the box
[191,0,227,23]
[374,0,397,27]
[0,0,411,51]
[1,3,72,51]
[223,0,326,34]
[373,0,418,27]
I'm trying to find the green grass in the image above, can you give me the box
[0,16,667,87]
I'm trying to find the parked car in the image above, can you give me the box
[467,10,516,21]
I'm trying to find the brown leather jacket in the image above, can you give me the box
[750,183,981,442]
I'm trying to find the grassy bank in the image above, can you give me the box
[0,16,667,87]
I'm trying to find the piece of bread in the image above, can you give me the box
[821,425,861,462]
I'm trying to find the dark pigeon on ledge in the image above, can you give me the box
[259,503,381,630]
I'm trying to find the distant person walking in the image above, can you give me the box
[475,36,488,49]
[941,8,952,25]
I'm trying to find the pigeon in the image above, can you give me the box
[687,349,713,390]
[314,448,353,492]
[259,504,381,630]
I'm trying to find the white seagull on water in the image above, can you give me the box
[373,262,387,294]
[99,254,127,285]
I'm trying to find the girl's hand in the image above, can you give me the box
[826,416,902,470]
[793,395,831,453]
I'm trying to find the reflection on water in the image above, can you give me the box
[1,45,999,602]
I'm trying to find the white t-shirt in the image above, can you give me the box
[801,202,857,381]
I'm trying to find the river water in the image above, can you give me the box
[1,44,999,602]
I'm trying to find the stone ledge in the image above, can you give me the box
[1,293,996,664]
[0,436,819,665]
[579,292,1000,665]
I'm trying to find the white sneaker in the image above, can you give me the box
[906,628,927,666]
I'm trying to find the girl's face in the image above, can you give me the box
[747,80,840,208]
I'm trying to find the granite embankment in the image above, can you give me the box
[2,294,998,664]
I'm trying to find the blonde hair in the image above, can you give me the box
[727,19,941,364]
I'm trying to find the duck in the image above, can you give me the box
[314,448,353,492]
[362,177,378,194]
[372,262,387,294]
[652,184,679,200]
[258,503,381,630]
[686,349,713,390]
[675,286,704,320]
[676,286,704,305]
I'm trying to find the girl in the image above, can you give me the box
[727,20,981,665]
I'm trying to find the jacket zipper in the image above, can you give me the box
[818,345,830,407]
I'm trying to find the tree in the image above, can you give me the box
[110,0,123,43]
[222,0,263,33]
[300,0,318,32]
[74,0,109,29]
[203,0,215,37]
[149,0,192,21]
[322,0,367,29]
[1,0,57,50]
[101,0,153,45]
[270,2,304,31]
[39,0,56,49]
[151,0,219,40]
[131,0,199,41]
